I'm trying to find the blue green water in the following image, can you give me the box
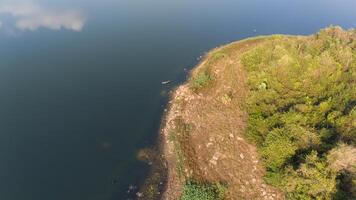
[0,0,355,199]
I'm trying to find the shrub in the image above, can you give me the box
[241,27,356,199]
[261,128,297,171]
[284,151,337,200]
[180,181,226,200]
[191,70,212,90]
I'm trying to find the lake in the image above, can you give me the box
[0,0,355,199]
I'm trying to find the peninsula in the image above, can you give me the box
[141,27,356,200]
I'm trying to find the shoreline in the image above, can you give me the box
[140,34,309,200]
[136,46,219,200]
[158,36,280,200]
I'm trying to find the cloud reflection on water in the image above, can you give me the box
[0,1,86,32]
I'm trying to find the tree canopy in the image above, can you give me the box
[241,27,356,199]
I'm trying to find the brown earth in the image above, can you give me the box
[161,37,285,200]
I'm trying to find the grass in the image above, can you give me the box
[164,36,273,199]
[180,181,226,200]
[168,118,194,178]
[190,70,212,91]
[189,50,229,91]
[168,130,186,178]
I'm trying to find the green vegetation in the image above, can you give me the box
[241,27,356,199]
[180,181,226,200]
[189,49,228,91]
[168,129,186,178]
[190,70,212,90]
[168,117,195,178]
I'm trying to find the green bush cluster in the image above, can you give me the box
[180,181,226,200]
[191,70,212,90]
[241,27,356,199]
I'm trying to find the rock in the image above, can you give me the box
[240,153,244,159]
[209,153,220,165]
[236,137,244,141]
[209,159,217,165]
[136,192,143,197]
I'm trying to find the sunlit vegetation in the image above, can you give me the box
[180,181,226,200]
[190,70,213,91]
[189,50,227,91]
[241,27,356,199]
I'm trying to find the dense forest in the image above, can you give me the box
[241,27,355,199]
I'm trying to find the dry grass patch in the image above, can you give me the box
[161,36,284,200]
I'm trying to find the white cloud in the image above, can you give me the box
[0,1,86,32]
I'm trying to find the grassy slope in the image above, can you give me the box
[162,27,355,200]
[241,27,355,200]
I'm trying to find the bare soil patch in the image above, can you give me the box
[161,37,284,200]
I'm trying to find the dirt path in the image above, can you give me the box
[161,37,284,200]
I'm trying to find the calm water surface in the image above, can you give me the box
[0,0,355,199]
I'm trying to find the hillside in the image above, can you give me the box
[141,27,356,200]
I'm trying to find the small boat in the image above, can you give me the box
[161,80,171,85]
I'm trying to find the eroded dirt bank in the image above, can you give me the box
[160,37,284,200]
